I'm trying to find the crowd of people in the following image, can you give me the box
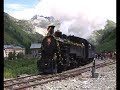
[95,51,116,60]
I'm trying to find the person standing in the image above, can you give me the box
[47,24,55,36]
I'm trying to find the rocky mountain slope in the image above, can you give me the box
[29,15,60,36]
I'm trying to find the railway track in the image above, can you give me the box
[4,59,116,90]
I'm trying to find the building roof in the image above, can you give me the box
[4,45,24,49]
[30,43,41,49]
[4,45,14,49]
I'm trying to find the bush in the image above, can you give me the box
[8,51,16,60]
[17,52,24,58]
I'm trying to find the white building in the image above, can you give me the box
[4,45,25,58]
[30,43,41,58]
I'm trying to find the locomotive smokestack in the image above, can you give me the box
[55,30,62,38]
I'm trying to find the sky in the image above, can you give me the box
[4,0,116,38]
[4,0,39,19]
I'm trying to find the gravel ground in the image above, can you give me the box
[31,63,116,90]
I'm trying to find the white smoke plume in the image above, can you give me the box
[34,0,115,39]
[8,0,116,39]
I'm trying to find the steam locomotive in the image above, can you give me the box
[37,27,95,74]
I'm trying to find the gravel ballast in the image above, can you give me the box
[31,63,116,90]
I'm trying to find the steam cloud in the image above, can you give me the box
[9,0,116,39]
[35,0,116,38]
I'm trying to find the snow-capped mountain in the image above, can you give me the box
[30,15,61,36]
[4,12,61,36]
[31,15,55,22]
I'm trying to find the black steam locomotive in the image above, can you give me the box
[37,30,95,74]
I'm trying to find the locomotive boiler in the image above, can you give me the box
[37,25,95,74]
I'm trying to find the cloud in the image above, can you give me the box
[4,3,35,20]
[34,0,116,38]
[5,0,116,38]
[5,3,30,11]
[35,0,116,22]
[9,8,35,20]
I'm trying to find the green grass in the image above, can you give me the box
[4,58,38,79]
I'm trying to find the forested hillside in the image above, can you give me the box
[4,12,44,53]
[88,20,116,53]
